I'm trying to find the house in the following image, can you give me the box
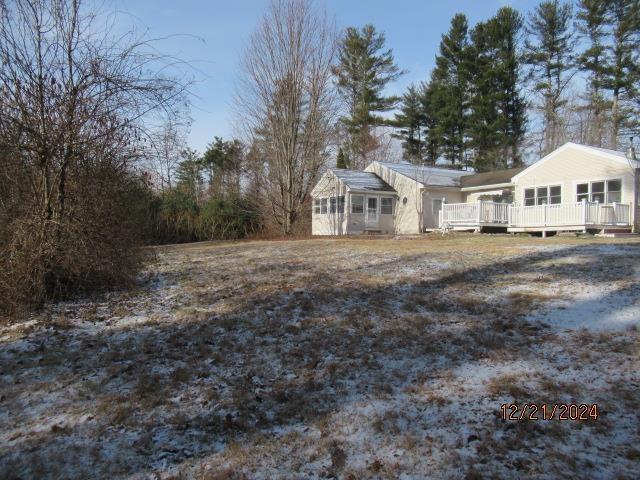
[311,142,639,236]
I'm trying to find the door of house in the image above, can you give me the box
[366,197,378,228]
[432,199,443,228]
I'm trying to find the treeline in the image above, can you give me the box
[392,0,640,171]
[327,1,639,172]
[147,138,261,244]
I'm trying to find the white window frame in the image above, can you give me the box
[320,198,327,214]
[351,195,364,214]
[380,197,393,215]
[575,179,622,204]
[523,184,561,206]
[313,199,320,214]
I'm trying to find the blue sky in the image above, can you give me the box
[105,0,542,152]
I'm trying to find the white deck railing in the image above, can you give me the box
[440,201,509,226]
[440,200,631,229]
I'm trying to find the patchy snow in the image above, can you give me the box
[1,235,639,479]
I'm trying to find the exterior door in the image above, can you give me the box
[366,197,378,227]
[432,199,443,228]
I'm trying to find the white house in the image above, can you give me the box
[311,142,640,236]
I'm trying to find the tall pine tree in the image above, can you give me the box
[393,84,427,164]
[603,0,640,148]
[332,25,403,169]
[468,7,527,171]
[577,0,610,147]
[429,14,471,168]
[524,0,576,156]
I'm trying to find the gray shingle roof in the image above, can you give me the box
[330,169,395,192]
[377,162,467,187]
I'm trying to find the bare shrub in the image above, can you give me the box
[0,0,189,316]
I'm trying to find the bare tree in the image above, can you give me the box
[235,0,338,235]
[147,115,190,192]
[0,0,189,311]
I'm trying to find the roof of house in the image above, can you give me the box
[376,162,467,187]
[460,167,526,188]
[330,168,395,192]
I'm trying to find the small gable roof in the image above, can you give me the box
[329,168,395,192]
[512,142,640,182]
[460,167,526,188]
[377,162,467,187]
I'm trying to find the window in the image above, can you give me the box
[381,197,393,214]
[536,187,548,205]
[329,196,345,214]
[549,186,561,204]
[525,185,561,206]
[577,183,589,202]
[351,195,364,214]
[576,179,622,203]
[313,199,320,214]
[606,180,621,203]
[591,182,605,203]
[320,198,327,214]
[524,188,535,206]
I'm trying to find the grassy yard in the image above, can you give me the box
[1,233,640,479]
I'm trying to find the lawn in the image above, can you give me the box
[1,233,640,479]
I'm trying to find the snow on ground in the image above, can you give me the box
[1,234,639,479]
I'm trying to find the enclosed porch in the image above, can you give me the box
[439,200,633,233]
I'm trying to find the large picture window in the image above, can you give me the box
[576,180,621,203]
[380,197,393,214]
[351,195,364,214]
[524,185,561,206]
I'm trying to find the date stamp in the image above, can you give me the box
[501,403,599,421]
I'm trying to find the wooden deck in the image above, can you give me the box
[440,200,633,233]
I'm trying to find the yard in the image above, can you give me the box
[1,233,640,479]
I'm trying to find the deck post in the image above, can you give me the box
[582,198,588,225]
[476,200,482,226]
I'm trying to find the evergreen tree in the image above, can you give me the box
[468,7,527,171]
[576,0,611,147]
[429,14,471,168]
[393,84,427,164]
[332,24,403,168]
[420,83,440,165]
[176,148,204,205]
[524,0,576,155]
[336,147,348,169]
[603,0,640,148]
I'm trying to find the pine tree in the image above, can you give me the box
[333,24,403,169]
[524,0,576,156]
[468,7,527,171]
[576,0,610,147]
[429,14,471,168]
[393,84,427,164]
[603,0,640,148]
[420,83,440,165]
[336,147,348,169]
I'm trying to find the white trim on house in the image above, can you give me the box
[460,182,513,192]
[512,143,640,183]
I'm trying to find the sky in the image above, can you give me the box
[104,0,542,153]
